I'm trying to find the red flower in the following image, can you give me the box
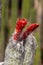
[16,18,28,32]
[22,24,39,39]
[14,18,28,40]
[27,24,39,32]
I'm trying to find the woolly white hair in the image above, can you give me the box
[0,62,4,65]
[23,33,37,65]
[1,34,37,65]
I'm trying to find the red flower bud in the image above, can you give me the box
[16,18,28,32]
[23,24,39,39]
[14,18,28,40]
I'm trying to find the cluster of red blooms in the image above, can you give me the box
[14,18,39,40]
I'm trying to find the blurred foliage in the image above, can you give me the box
[11,0,18,32]
[22,0,30,19]
[34,32,40,65]
[22,0,34,19]
[29,8,36,23]
[38,0,41,2]
[22,0,36,23]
